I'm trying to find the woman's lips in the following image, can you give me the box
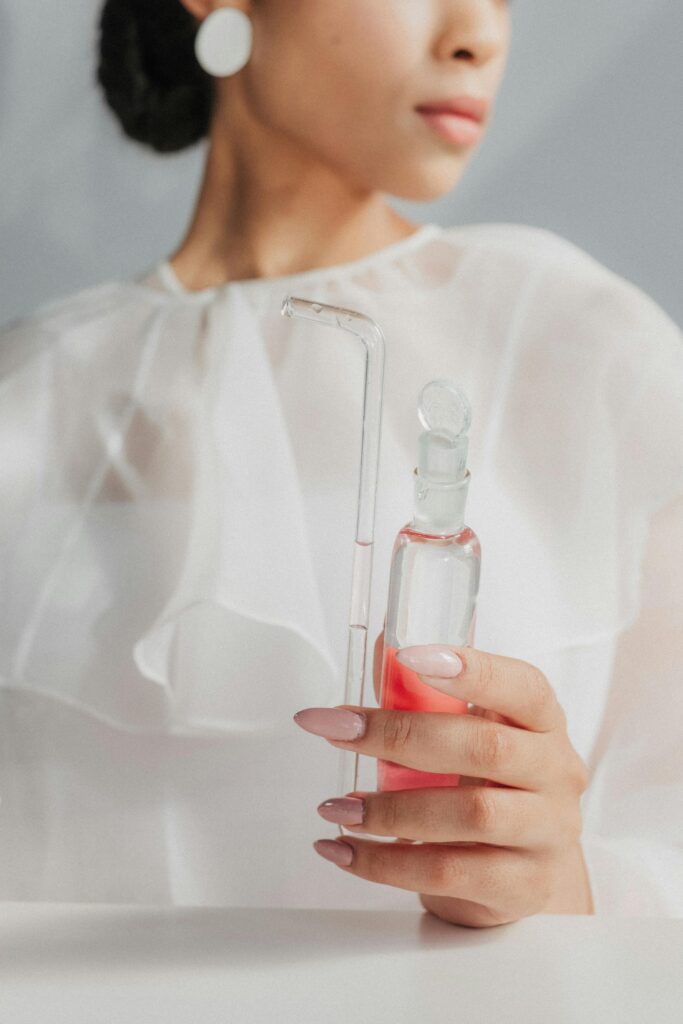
[416,108,483,146]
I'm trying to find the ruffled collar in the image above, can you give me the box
[151,222,442,301]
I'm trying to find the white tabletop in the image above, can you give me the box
[1,903,681,1023]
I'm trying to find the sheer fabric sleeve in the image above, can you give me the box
[579,309,683,916]
[581,487,683,916]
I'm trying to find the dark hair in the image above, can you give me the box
[97,0,215,153]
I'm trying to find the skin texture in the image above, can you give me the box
[173,0,511,288]
[173,2,595,925]
[301,636,595,928]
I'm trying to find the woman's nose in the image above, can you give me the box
[435,0,509,68]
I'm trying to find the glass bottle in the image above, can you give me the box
[378,380,481,791]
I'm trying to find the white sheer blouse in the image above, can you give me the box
[1,221,682,914]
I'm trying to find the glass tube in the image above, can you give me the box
[281,296,386,828]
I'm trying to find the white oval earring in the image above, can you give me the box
[194,8,253,78]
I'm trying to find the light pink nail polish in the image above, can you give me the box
[314,839,354,866]
[293,707,367,740]
[395,644,463,678]
[317,796,366,825]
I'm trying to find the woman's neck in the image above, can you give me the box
[168,90,419,291]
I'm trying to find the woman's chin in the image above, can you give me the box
[385,167,468,204]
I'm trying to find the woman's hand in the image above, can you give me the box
[293,638,594,928]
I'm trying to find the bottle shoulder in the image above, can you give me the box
[393,522,481,556]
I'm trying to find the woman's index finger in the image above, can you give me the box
[395,645,565,733]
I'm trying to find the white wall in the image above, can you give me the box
[1,0,681,327]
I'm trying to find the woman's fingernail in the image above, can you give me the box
[395,644,464,678]
[317,796,366,825]
[293,707,367,740]
[313,839,354,866]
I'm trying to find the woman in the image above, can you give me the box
[1,0,681,927]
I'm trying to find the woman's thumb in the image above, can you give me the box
[373,627,385,703]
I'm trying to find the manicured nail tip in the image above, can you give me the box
[293,707,367,740]
[317,797,366,826]
[396,645,464,679]
[314,839,354,867]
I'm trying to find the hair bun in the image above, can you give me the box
[97,0,214,153]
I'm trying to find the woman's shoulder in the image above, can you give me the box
[0,272,165,381]
[447,223,683,512]
[441,220,681,355]
[441,220,586,263]
[442,220,660,298]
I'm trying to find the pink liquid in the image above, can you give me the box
[377,645,468,791]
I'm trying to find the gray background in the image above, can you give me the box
[1,0,681,328]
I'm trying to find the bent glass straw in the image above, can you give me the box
[281,296,386,826]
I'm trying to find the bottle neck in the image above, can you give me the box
[410,468,470,536]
